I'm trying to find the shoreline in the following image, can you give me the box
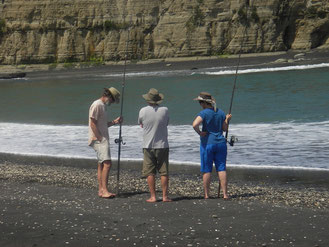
[0,49,328,77]
[1,152,329,188]
[1,152,329,208]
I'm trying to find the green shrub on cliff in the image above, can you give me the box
[104,20,130,31]
[306,6,327,19]
[317,10,327,19]
[79,56,104,68]
[89,56,104,65]
[0,19,6,36]
[306,6,318,18]
[238,7,248,24]
[251,6,260,23]
[186,5,205,32]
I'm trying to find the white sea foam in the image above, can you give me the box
[96,63,329,78]
[98,69,195,78]
[0,77,28,81]
[0,121,328,170]
[196,63,329,76]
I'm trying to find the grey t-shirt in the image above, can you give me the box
[138,105,169,149]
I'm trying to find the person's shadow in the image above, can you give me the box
[171,192,262,201]
[171,196,207,201]
[116,191,148,198]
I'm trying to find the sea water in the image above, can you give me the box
[0,63,328,170]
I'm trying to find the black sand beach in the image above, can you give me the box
[1,49,328,78]
[1,154,329,247]
[1,50,329,246]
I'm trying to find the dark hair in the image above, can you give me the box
[103,88,114,100]
[199,100,212,106]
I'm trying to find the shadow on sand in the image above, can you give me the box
[117,191,148,198]
[172,192,262,201]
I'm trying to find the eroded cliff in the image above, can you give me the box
[0,0,328,64]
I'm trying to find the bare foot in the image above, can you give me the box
[98,189,103,197]
[223,195,231,200]
[204,196,210,199]
[101,192,116,199]
[146,197,157,203]
[162,197,172,202]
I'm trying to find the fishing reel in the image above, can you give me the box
[228,135,238,147]
[114,137,126,145]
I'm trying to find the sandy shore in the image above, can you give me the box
[0,49,328,77]
[0,154,328,247]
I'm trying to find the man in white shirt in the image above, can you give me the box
[88,87,122,198]
[138,88,171,202]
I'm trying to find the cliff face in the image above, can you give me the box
[0,0,328,64]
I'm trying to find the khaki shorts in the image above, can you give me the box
[142,148,169,177]
[90,137,111,164]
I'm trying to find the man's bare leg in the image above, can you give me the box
[100,160,116,198]
[203,172,211,199]
[97,163,103,197]
[161,175,172,202]
[146,175,157,202]
[218,171,229,199]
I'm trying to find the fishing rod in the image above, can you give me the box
[225,2,250,147]
[114,29,129,195]
[225,53,241,147]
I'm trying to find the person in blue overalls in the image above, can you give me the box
[192,92,232,199]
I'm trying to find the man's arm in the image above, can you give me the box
[138,109,143,128]
[107,116,123,127]
[192,116,207,137]
[90,118,102,141]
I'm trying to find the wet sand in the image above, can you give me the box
[0,154,328,247]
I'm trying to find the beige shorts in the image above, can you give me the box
[90,137,111,164]
[142,148,169,177]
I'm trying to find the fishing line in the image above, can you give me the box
[225,1,251,146]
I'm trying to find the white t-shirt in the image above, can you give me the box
[88,99,109,146]
[138,105,169,149]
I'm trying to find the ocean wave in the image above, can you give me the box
[95,63,329,78]
[0,121,329,169]
[197,63,329,76]
[98,69,195,78]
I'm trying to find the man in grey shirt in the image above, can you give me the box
[138,88,171,202]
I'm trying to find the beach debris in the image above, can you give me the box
[294,53,305,59]
[274,58,288,63]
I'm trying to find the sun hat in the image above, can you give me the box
[142,88,164,104]
[107,87,121,104]
[194,92,217,111]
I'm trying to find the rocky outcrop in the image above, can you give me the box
[0,0,328,64]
